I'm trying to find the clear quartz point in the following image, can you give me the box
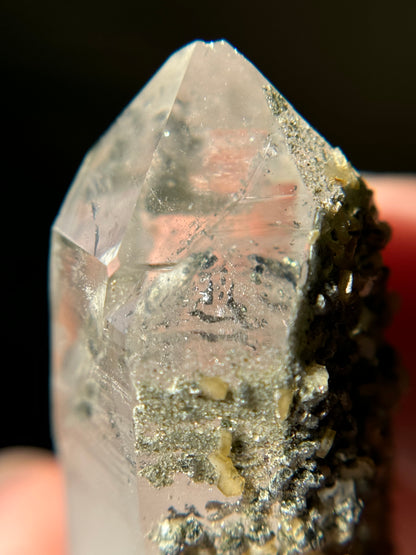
[50,40,397,554]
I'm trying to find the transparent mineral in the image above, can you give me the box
[50,40,398,554]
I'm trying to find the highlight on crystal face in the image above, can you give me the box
[50,40,398,554]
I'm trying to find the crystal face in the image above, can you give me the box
[50,41,397,554]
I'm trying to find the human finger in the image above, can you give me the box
[0,447,66,555]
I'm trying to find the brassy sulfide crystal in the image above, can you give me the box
[50,41,399,554]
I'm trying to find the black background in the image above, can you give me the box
[2,0,415,450]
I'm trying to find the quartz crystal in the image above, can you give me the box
[50,41,398,554]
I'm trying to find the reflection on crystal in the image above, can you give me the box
[50,40,398,554]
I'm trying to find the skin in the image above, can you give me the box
[0,176,414,555]
[373,176,416,555]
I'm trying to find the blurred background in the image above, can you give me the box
[1,0,415,450]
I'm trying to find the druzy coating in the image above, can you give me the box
[50,41,397,555]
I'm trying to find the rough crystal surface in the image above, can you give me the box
[50,41,397,554]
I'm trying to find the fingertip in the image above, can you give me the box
[0,448,67,555]
[368,174,416,226]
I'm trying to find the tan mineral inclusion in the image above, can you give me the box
[50,41,398,554]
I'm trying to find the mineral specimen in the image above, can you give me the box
[50,40,398,554]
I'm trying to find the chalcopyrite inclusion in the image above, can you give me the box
[50,41,399,554]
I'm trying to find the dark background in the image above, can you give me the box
[2,0,415,450]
